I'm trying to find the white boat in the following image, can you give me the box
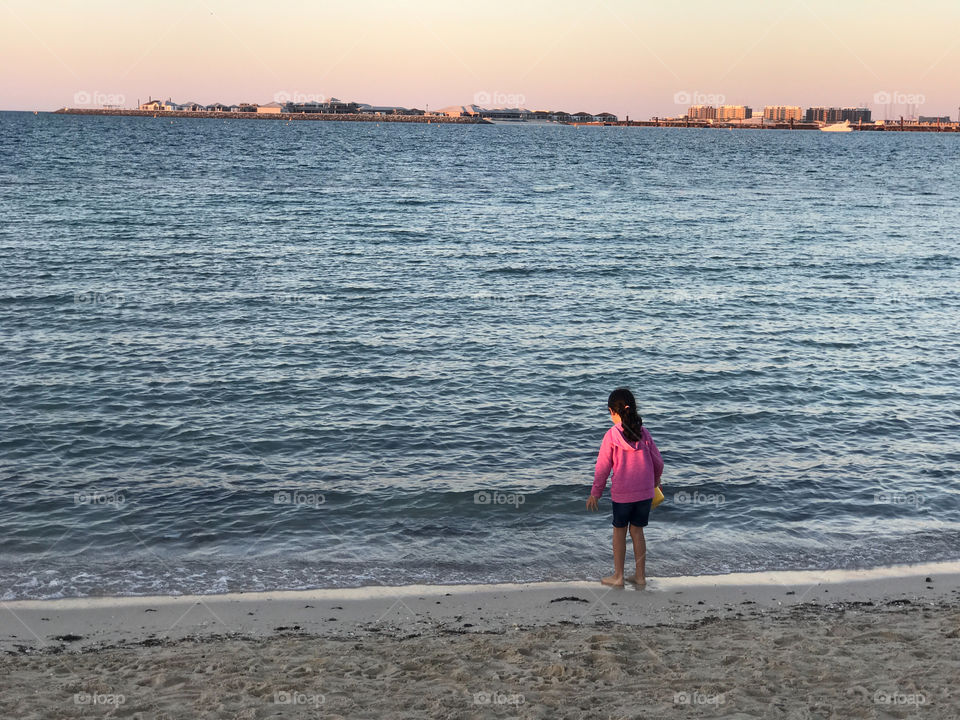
[821,120,853,132]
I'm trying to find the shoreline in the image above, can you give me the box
[4,558,960,611]
[590,120,960,132]
[3,560,958,653]
[42,108,960,132]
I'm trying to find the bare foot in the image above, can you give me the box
[626,575,647,588]
[601,574,624,587]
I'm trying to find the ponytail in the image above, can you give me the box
[607,387,644,444]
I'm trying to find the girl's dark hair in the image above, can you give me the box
[608,387,644,443]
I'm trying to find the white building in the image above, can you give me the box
[256,102,285,114]
[140,98,179,111]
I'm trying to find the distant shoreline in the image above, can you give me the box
[52,107,490,124]
[591,119,960,132]
[47,108,960,132]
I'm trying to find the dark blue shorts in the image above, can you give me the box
[611,498,652,528]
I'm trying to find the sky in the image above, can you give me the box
[2,0,958,119]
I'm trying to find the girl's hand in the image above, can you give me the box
[586,496,599,512]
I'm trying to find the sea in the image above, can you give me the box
[1,111,958,600]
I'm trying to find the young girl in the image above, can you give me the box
[586,387,664,587]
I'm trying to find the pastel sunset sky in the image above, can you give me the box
[2,0,958,118]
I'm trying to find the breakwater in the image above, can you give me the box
[53,108,490,124]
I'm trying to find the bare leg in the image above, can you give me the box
[602,527,627,586]
[626,525,646,588]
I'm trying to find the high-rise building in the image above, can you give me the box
[687,105,717,120]
[840,107,871,122]
[805,107,842,123]
[716,105,753,120]
[763,105,803,122]
[804,107,871,123]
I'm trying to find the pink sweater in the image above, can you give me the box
[591,423,664,503]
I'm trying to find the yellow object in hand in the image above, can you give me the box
[652,486,665,509]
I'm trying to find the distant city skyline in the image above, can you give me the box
[2,0,959,119]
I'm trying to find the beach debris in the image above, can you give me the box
[550,596,589,603]
[52,634,82,642]
[845,685,870,699]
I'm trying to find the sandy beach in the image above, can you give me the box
[2,562,958,718]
